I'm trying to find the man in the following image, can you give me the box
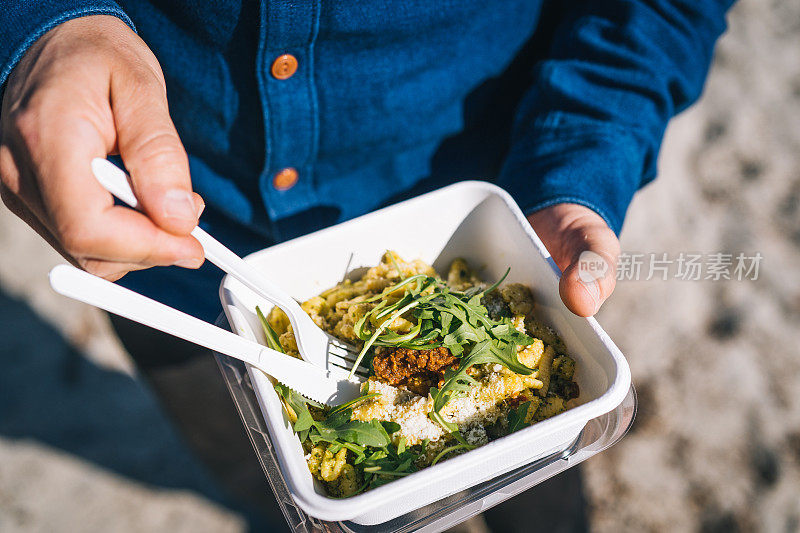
[1,1,732,529]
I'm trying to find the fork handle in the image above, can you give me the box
[90,158,304,316]
[190,229,303,314]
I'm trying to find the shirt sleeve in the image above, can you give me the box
[497,0,734,234]
[0,1,135,91]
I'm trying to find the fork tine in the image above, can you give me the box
[329,346,361,359]
[327,347,369,367]
[326,349,368,366]
[327,350,363,363]
[328,361,369,378]
[328,357,370,376]
[326,337,360,354]
[327,348,364,365]
[328,361,369,379]
[317,333,369,376]
[328,354,369,374]
[327,347,358,360]
[329,361,369,377]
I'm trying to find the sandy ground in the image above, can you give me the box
[585,1,800,531]
[1,0,798,531]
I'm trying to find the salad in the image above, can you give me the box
[258,251,579,497]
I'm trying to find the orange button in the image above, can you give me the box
[273,168,299,190]
[271,54,298,80]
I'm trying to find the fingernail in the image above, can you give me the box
[580,279,602,315]
[163,189,198,221]
[174,257,204,269]
[196,199,205,218]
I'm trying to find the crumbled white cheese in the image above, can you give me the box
[463,426,488,446]
[352,379,445,445]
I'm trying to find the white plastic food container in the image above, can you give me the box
[220,181,631,524]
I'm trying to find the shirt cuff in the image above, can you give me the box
[1,1,135,92]
[497,119,647,236]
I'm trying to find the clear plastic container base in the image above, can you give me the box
[214,316,637,533]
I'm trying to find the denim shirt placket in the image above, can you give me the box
[256,0,321,236]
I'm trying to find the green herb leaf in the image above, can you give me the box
[431,443,474,465]
[331,420,391,447]
[507,401,531,433]
[327,392,381,416]
[388,251,406,281]
[324,408,352,428]
[380,421,401,435]
[275,386,315,432]
[292,407,316,433]
[428,337,533,429]
[256,306,285,353]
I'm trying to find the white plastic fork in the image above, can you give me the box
[49,264,363,405]
[90,158,368,378]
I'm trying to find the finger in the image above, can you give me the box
[2,182,151,280]
[110,63,202,235]
[78,258,149,281]
[29,106,205,267]
[558,227,619,317]
[528,203,620,317]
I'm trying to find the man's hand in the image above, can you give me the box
[0,15,204,281]
[527,203,619,317]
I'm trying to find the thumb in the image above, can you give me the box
[110,62,203,235]
[558,227,619,317]
[527,203,620,317]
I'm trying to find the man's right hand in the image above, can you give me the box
[0,15,204,281]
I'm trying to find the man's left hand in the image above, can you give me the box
[527,203,619,317]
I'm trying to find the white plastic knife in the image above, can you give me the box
[48,264,363,406]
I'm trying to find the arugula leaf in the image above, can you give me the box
[428,338,533,430]
[327,392,381,416]
[388,250,406,281]
[431,444,474,465]
[324,408,353,428]
[372,322,422,344]
[277,387,393,447]
[348,280,439,378]
[507,401,531,433]
[358,439,422,492]
[440,311,453,333]
[416,308,435,320]
[256,306,285,353]
[330,420,391,447]
[291,406,316,433]
[380,421,401,435]
[443,322,482,346]
[273,366,422,495]
[273,383,317,432]
[362,274,429,303]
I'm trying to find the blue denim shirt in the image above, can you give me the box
[1,1,732,322]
